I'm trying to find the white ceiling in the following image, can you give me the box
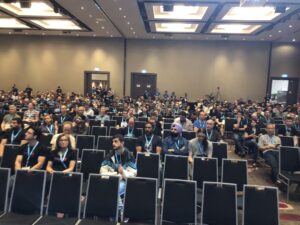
[0,0,299,42]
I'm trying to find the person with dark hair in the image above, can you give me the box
[55,104,73,126]
[188,129,212,164]
[23,102,40,126]
[174,111,193,131]
[100,134,136,219]
[193,111,207,132]
[120,117,140,138]
[136,122,162,154]
[46,134,76,173]
[277,116,298,146]
[204,119,221,142]
[0,117,26,157]
[15,126,47,170]
[162,123,189,156]
[39,114,56,135]
[244,119,261,167]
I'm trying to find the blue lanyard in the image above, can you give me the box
[174,139,180,150]
[144,135,154,151]
[206,130,213,140]
[199,120,206,128]
[267,135,275,145]
[198,141,204,155]
[26,141,39,167]
[60,116,65,124]
[11,129,22,144]
[115,153,122,166]
[59,149,68,169]
[46,125,53,134]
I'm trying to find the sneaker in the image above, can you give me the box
[123,217,129,223]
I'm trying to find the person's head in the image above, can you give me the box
[170,122,183,138]
[250,119,257,128]
[62,121,73,134]
[112,134,124,151]
[266,124,275,136]
[60,105,67,114]
[251,112,258,121]
[56,134,72,150]
[99,106,106,115]
[25,126,41,142]
[206,119,215,131]
[10,117,22,130]
[77,106,84,116]
[28,102,35,110]
[197,129,208,143]
[144,122,153,135]
[285,117,294,128]
[199,111,206,120]
[128,117,135,128]
[122,110,128,118]
[8,105,17,114]
[179,111,187,123]
[44,114,52,125]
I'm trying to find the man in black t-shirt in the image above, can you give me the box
[136,122,162,154]
[0,118,26,157]
[15,126,47,170]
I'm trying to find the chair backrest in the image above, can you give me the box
[161,179,196,224]
[0,144,20,175]
[279,136,294,147]
[97,136,113,155]
[104,120,117,128]
[182,131,196,140]
[109,127,121,136]
[275,124,285,134]
[81,149,105,180]
[279,146,300,172]
[212,142,228,167]
[136,128,143,137]
[91,126,107,137]
[163,123,172,130]
[76,135,95,158]
[138,117,148,122]
[201,182,237,225]
[89,119,101,127]
[243,185,279,225]
[164,118,174,124]
[124,138,137,156]
[10,170,46,215]
[135,121,146,129]
[136,152,160,179]
[47,172,82,218]
[0,168,10,213]
[163,155,188,180]
[225,119,237,132]
[222,159,248,192]
[84,174,119,219]
[163,129,171,138]
[193,157,218,189]
[112,116,122,125]
[274,120,283,125]
[38,134,53,147]
[124,177,157,223]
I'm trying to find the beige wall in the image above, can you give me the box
[0,35,124,95]
[0,35,300,101]
[127,39,270,101]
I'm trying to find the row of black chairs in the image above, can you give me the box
[0,168,279,225]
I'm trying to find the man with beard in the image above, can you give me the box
[0,117,26,158]
[136,122,162,154]
[162,123,189,156]
[174,111,194,131]
[204,119,221,142]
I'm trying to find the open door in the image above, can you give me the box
[84,71,110,95]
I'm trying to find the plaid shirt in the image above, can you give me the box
[23,109,39,122]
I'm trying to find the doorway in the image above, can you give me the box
[269,78,298,105]
[84,71,110,95]
[131,73,157,98]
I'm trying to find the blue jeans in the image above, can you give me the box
[233,133,244,154]
[263,151,279,183]
[244,140,259,162]
[118,180,126,211]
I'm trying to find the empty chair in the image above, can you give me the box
[212,142,228,168]
[163,155,188,180]
[201,182,237,225]
[278,146,300,201]
[0,144,20,175]
[0,170,46,225]
[123,177,158,224]
[161,179,196,224]
[109,127,122,136]
[280,136,294,147]
[80,149,105,180]
[91,126,107,138]
[243,185,279,225]
[136,152,160,179]
[36,171,82,225]
[38,134,53,148]
[97,136,113,154]
[0,168,10,216]
[193,157,218,190]
[182,131,196,140]
[78,174,119,224]
[76,135,95,158]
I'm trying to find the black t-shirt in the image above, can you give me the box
[3,128,26,145]
[48,149,77,171]
[136,134,162,153]
[277,126,298,137]
[18,142,47,168]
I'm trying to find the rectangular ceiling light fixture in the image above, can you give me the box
[30,19,82,30]
[153,5,208,20]
[211,24,261,34]
[222,6,283,21]
[0,18,29,28]
[155,22,198,32]
[0,2,63,17]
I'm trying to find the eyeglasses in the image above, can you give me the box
[59,139,69,142]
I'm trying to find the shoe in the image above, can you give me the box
[123,217,129,223]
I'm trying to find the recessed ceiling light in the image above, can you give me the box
[81,6,84,10]
[0,18,29,29]
[30,19,82,30]
[278,30,282,33]
[110,35,113,37]
[289,24,293,28]
[119,7,122,11]
[130,27,133,30]
[123,15,126,18]
[89,14,93,18]
[133,31,136,34]
[222,6,282,21]
[0,2,63,17]
[93,34,96,37]
[153,5,208,20]
[127,21,130,25]
[101,26,105,29]
[210,24,261,34]
[155,22,199,33]
[292,38,296,42]
[96,21,99,24]
[269,34,273,37]
[8,32,11,35]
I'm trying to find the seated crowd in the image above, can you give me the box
[0,86,300,220]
